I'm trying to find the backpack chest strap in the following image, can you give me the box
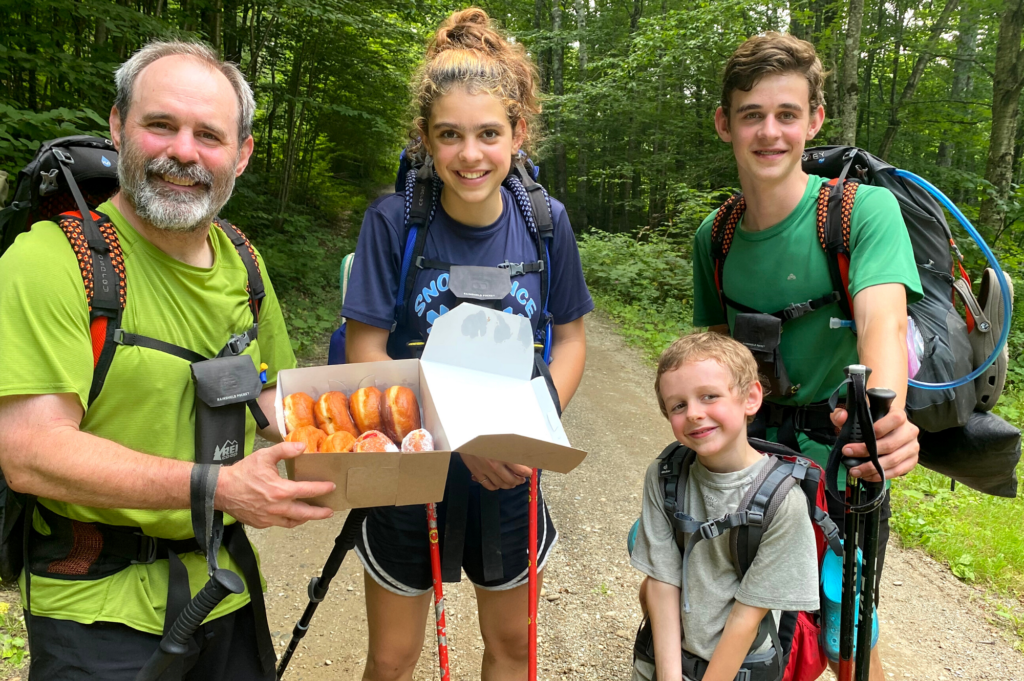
[675,509,764,613]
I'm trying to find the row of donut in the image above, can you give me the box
[281,387,433,453]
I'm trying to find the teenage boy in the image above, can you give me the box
[631,332,819,681]
[689,32,923,680]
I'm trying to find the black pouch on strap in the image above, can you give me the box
[191,355,262,465]
[734,313,797,399]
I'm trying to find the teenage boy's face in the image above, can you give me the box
[660,359,761,459]
[714,73,824,187]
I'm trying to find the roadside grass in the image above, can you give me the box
[579,229,1024,644]
[0,585,27,678]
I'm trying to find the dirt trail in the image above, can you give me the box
[253,311,1024,680]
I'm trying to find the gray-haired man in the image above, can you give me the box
[0,41,334,680]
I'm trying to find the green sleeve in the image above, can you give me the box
[847,185,923,304]
[0,221,94,411]
[252,248,297,388]
[692,212,727,328]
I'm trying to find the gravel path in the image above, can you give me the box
[253,311,1024,680]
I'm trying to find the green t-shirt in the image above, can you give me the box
[692,175,923,468]
[0,200,297,634]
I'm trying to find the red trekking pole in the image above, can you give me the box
[528,468,539,681]
[426,502,450,681]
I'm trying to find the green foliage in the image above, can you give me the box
[578,230,694,360]
[0,599,27,671]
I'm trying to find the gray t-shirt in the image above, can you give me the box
[631,453,819,666]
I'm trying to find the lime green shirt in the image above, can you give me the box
[0,200,296,634]
[692,175,923,469]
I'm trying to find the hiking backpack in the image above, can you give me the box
[711,145,998,432]
[0,136,268,583]
[327,151,556,367]
[633,438,842,681]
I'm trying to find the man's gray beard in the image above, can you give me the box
[117,136,235,234]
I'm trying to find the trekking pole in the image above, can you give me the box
[426,502,451,681]
[853,388,896,681]
[277,507,369,679]
[528,468,539,681]
[838,468,861,681]
[135,569,244,681]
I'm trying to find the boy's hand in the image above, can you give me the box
[829,407,919,481]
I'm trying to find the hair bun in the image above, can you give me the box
[431,7,503,56]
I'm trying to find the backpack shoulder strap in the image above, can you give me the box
[397,161,438,329]
[816,179,859,319]
[214,218,265,325]
[56,211,126,406]
[709,194,746,319]
[657,442,694,518]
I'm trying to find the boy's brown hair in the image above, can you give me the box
[655,332,760,418]
[720,32,825,118]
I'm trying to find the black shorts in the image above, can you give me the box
[355,454,558,595]
[825,486,892,599]
[24,603,273,681]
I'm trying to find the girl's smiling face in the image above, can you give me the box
[659,358,763,471]
[423,87,525,227]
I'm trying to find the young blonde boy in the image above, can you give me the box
[631,333,818,681]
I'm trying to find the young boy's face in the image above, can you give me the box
[659,359,762,459]
[714,72,825,188]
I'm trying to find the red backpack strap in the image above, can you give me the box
[56,211,126,406]
[816,180,859,319]
[214,218,265,324]
[710,194,746,318]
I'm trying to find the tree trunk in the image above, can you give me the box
[877,0,960,159]
[552,2,567,200]
[937,7,979,167]
[838,0,865,145]
[979,0,1024,237]
[534,0,548,91]
[574,0,588,229]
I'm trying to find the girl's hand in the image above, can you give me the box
[459,452,532,491]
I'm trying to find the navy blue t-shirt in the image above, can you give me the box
[343,186,593,346]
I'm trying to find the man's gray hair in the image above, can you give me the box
[114,41,256,143]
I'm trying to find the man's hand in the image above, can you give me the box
[216,441,336,528]
[459,452,532,491]
[829,407,919,482]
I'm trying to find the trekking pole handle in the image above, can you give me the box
[134,569,244,681]
[866,388,896,424]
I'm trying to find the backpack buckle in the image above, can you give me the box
[744,511,764,527]
[39,169,59,196]
[498,260,525,276]
[52,148,75,165]
[131,533,158,565]
[735,669,751,681]
[781,299,814,321]
[699,520,722,540]
[113,328,126,345]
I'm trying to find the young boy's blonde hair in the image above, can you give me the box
[655,332,760,418]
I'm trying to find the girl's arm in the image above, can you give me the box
[547,317,586,411]
[345,320,392,363]
[702,601,770,681]
[647,578,684,681]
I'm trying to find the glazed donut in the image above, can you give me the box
[401,429,434,452]
[285,425,326,453]
[350,387,383,434]
[321,431,356,453]
[282,392,315,434]
[380,386,422,443]
[314,391,360,437]
[352,430,398,453]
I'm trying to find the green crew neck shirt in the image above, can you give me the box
[692,175,923,470]
[0,200,296,634]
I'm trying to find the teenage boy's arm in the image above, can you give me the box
[647,578,684,681]
[702,602,770,681]
[832,283,920,481]
[0,393,336,529]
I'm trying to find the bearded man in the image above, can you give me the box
[0,41,335,680]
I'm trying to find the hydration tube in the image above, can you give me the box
[892,169,1013,391]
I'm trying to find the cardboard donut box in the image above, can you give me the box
[276,303,588,510]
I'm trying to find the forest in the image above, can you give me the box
[3,0,1024,642]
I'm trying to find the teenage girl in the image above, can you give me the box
[342,8,593,681]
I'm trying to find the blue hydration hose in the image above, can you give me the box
[893,169,1013,391]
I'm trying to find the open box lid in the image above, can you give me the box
[420,303,585,474]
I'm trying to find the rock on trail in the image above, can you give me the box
[252,311,1024,680]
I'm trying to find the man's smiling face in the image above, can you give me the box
[715,72,824,188]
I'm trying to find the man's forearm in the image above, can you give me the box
[4,423,192,510]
